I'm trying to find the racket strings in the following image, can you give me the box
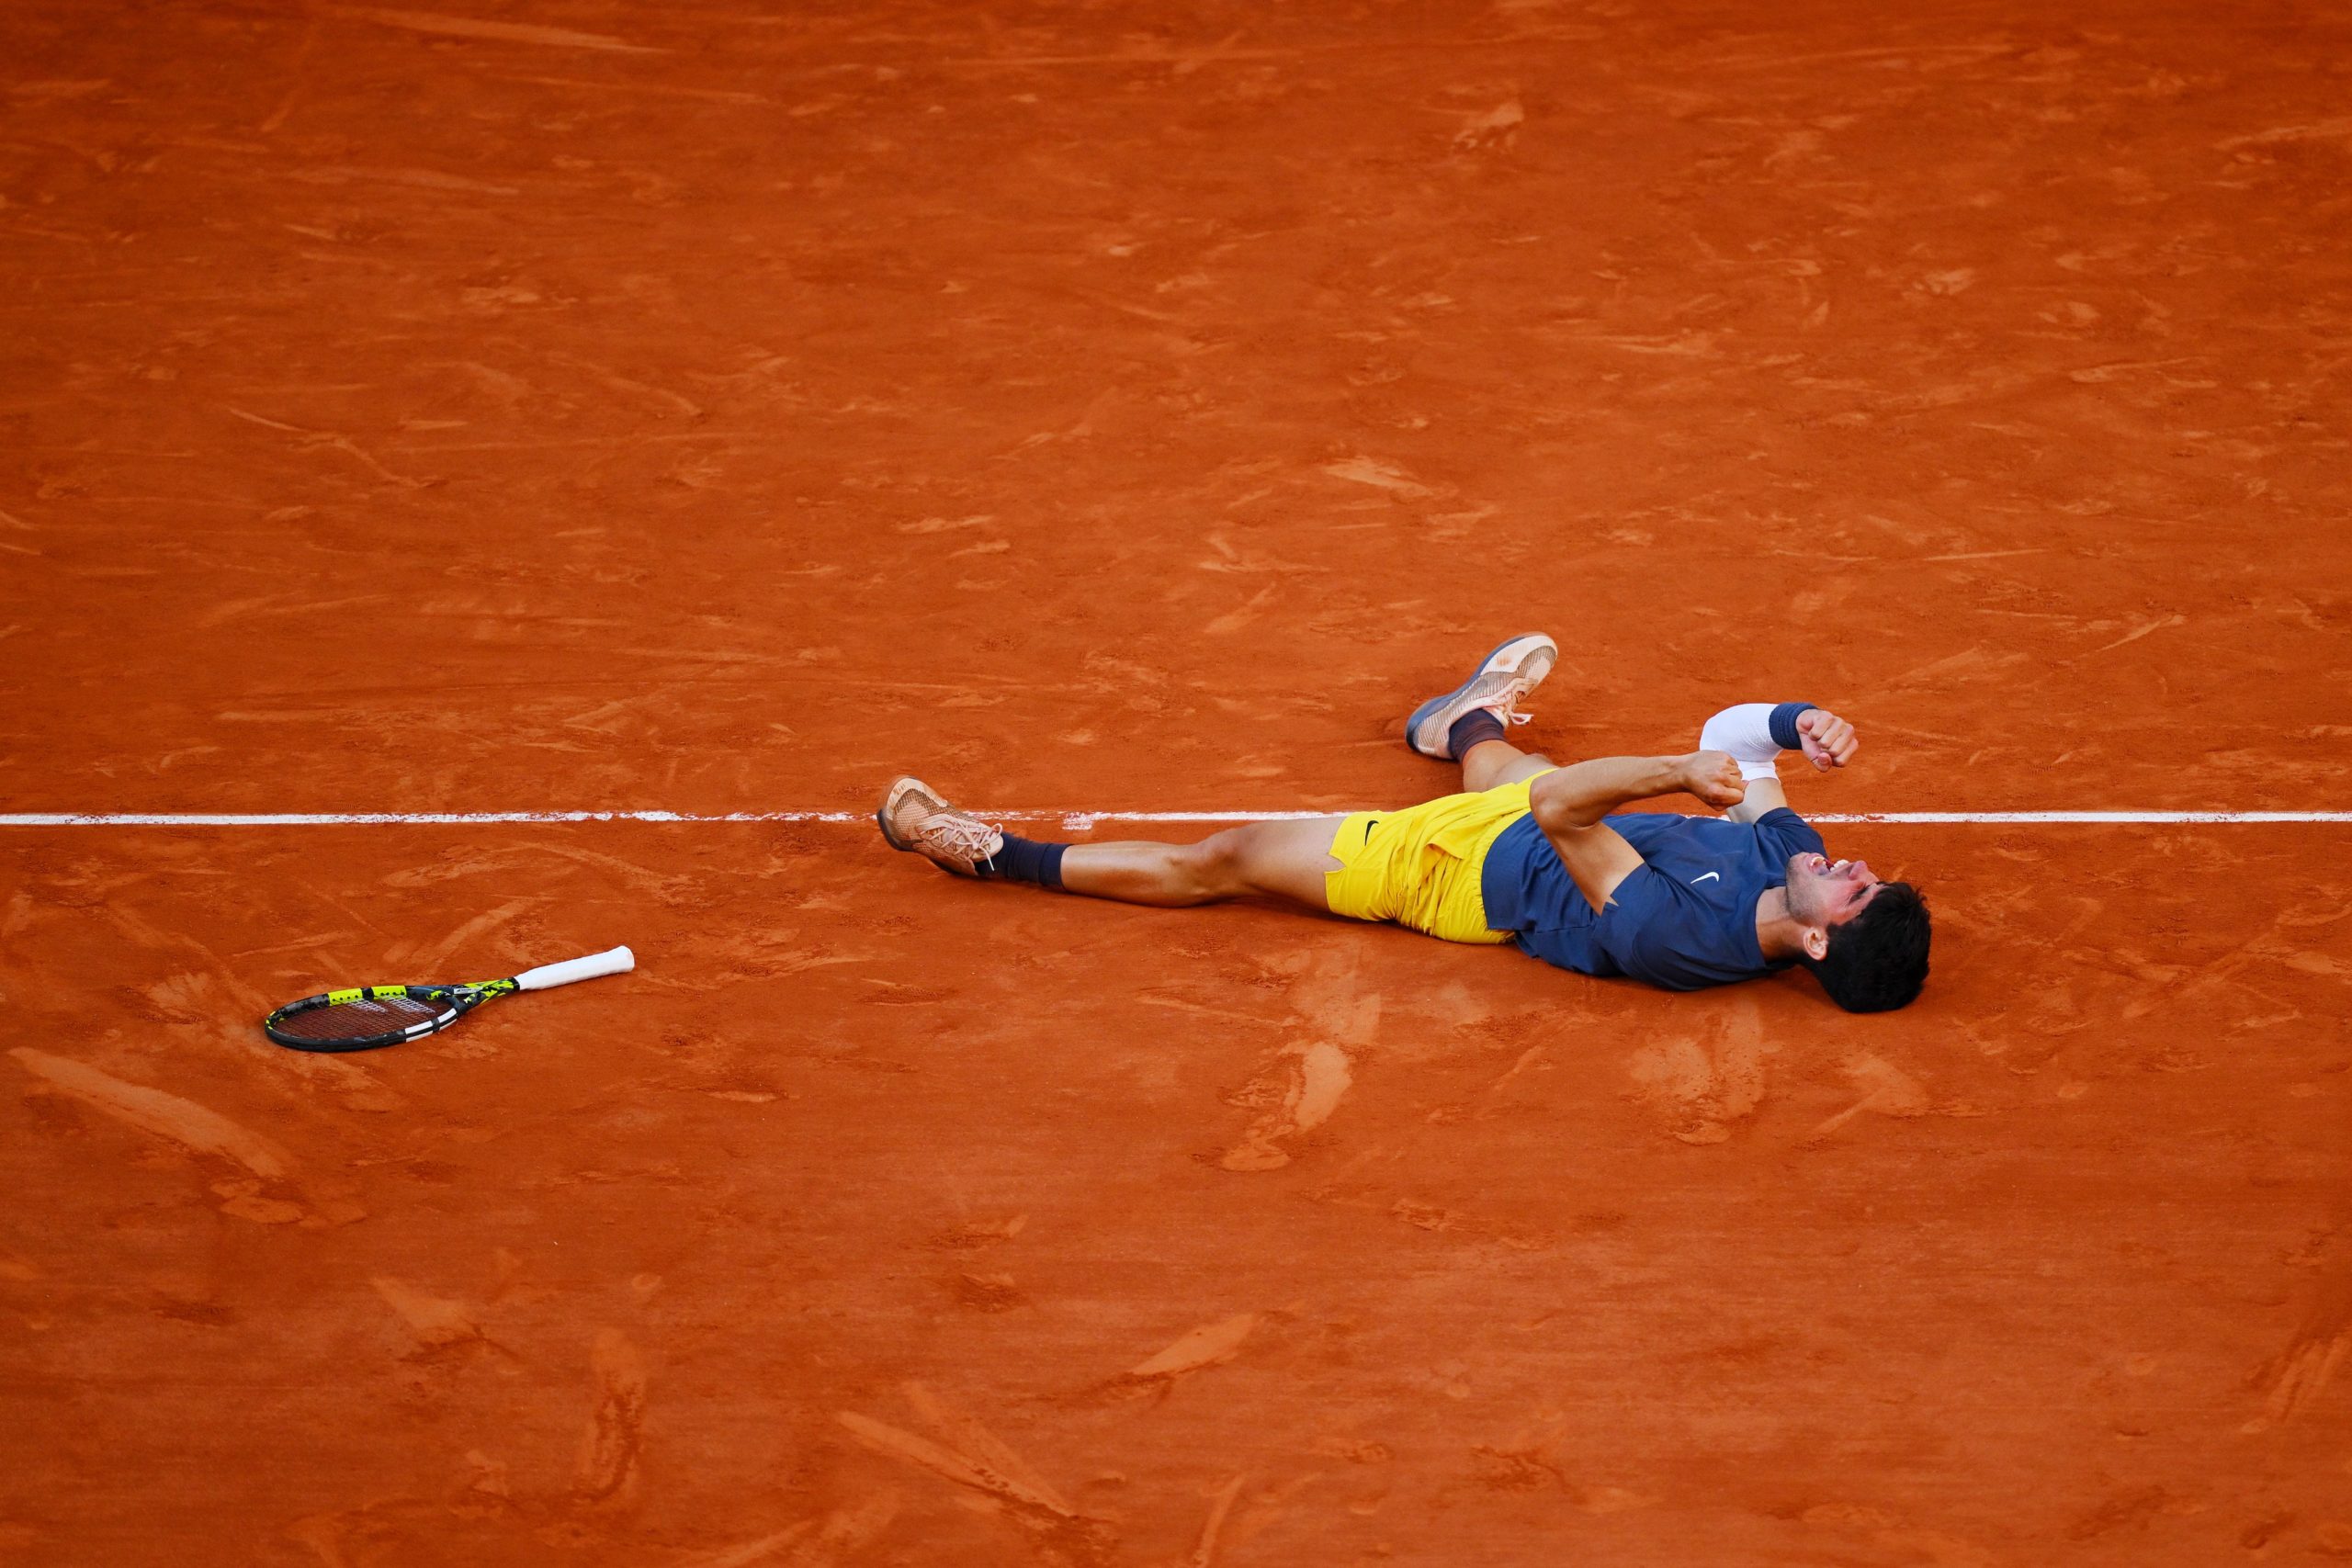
[271,992,445,1043]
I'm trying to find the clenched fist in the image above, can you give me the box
[1796,708,1859,772]
[1680,750,1748,809]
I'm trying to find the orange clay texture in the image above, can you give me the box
[2,0,2349,1564]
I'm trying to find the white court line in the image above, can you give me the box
[3,810,2350,829]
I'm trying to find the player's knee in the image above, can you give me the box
[1180,829,1251,902]
[1470,751,1553,792]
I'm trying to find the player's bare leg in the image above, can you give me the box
[1458,736,1559,793]
[882,637,1566,913]
[879,777,1341,912]
[1051,629,1568,908]
[1057,818,1342,909]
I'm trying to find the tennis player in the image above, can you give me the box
[878,635,1930,1011]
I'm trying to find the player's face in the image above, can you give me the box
[1784,852,1883,929]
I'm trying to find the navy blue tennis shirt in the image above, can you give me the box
[1480,807,1827,991]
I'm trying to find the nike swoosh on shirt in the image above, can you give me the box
[1690,872,1721,885]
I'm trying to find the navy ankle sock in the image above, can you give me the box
[980,833,1068,889]
[1447,708,1508,759]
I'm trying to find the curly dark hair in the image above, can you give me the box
[1803,882,1931,1012]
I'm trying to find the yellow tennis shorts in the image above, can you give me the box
[1324,775,1545,945]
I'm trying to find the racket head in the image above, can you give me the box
[264,984,471,1052]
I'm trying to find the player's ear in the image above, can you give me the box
[1803,926,1829,962]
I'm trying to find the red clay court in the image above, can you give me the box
[4,1,2349,1562]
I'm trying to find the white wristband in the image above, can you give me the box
[1699,703,1785,782]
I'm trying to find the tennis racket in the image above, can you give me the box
[263,945,635,1053]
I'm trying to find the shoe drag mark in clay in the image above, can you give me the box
[837,1384,1114,1566]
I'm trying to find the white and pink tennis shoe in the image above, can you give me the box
[1405,633,1559,760]
[877,776,1004,877]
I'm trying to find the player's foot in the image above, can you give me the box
[877,776,1005,877]
[1405,633,1559,759]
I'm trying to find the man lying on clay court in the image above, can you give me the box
[878,635,1931,1012]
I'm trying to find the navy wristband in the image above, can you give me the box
[1767,702,1818,750]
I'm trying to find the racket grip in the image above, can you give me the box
[514,945,636,992]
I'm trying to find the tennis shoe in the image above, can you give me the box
[1405,633,1559,759]
[877,776,1003,877]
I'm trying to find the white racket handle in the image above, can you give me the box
[514,945,636,992]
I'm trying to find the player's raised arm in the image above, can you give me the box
[1700,702,1858,823]
[1527,752,1747,915]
